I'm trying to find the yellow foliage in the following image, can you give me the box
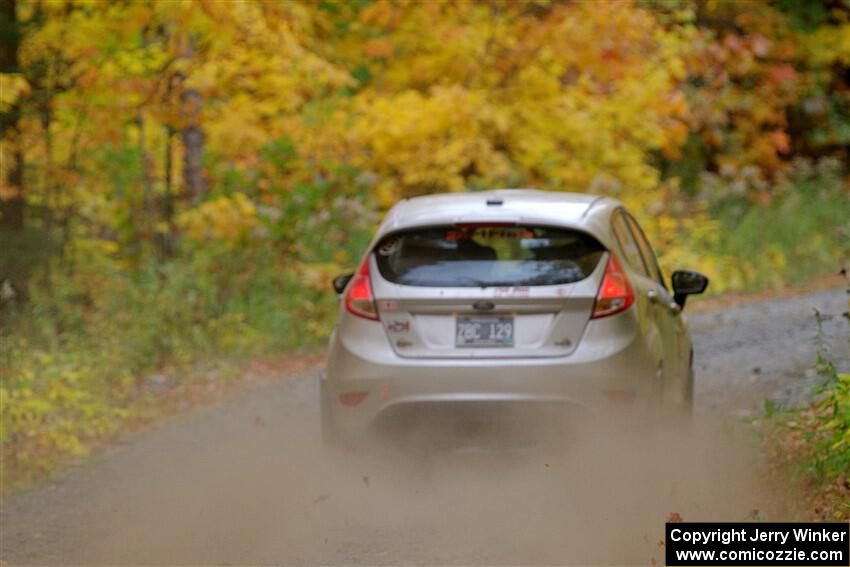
[177,194,259,245]
[805,24,850,67]
[320,0,692,210]
[298,262,343,293]
[350,86,513,206]
[0,73,30,112]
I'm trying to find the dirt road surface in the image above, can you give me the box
[2,289,847,565]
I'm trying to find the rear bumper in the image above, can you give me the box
[322,308,658,436]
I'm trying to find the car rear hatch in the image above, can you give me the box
[369,223,607,359]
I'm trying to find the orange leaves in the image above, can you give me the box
[364,38,394,60]
[768,130,791,155]
[769,65,799,86]
[668,1,813,179]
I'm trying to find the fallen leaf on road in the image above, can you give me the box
[666,511,683,523]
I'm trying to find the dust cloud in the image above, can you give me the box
[62,403,789,566]
[9,290,843,565]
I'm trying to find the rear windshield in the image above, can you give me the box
[373,225,605,287]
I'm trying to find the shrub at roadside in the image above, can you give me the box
[655,158,849,295]
[0,179,376,491]
[703,158,849,292]
[761,310,850,520]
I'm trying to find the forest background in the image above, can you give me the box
[1,0,848,492]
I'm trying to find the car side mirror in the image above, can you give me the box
[671,270,709,309]
[332,273,354,295]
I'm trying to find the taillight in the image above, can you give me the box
[591,253,634,319]
[344,257,379,320]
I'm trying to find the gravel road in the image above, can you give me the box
[2,288,847,566]
[689,287,848,414]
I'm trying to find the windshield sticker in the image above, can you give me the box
[494,286,530,297]
[446,228,534,241]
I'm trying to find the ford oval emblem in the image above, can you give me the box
[473,301,495,311]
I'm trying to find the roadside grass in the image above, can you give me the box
[711,183,846,292]
[758,310,850,520]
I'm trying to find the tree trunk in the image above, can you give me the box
[137,109,154,241]
[157,123,176,259]
[181,97,206,204]
[0,0,25,230]
[178,40,207,204]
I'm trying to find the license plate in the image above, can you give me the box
[456,316,514,348]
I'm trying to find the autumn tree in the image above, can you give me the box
[0,0,24,230]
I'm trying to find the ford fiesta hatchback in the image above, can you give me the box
[321,189,708,445]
